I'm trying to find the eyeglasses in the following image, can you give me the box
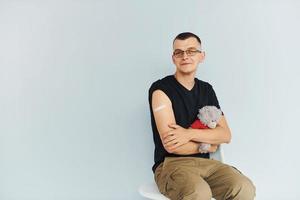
[173,49,202,58]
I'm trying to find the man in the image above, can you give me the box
[148,32,256,200]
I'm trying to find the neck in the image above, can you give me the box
[174,71,196,89]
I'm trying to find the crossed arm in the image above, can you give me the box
[151,90,231,155]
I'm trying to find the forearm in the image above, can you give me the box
[188,126,231,144]
[171,141,200,155]
[161,123,230,155]
[171,142,219,155]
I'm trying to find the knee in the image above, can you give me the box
[229,177,256,200]
[181,182,212,200]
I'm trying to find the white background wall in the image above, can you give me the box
[1,0,300,199]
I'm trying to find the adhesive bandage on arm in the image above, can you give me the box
[153,104,167,112]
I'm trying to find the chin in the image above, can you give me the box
[179,67,196,73]
[179,69,196,75]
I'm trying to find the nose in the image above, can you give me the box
[182,51,188,59]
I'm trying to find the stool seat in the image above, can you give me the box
[139,182,216,200]
[139,182,169,200]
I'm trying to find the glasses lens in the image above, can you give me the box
[174,50,184,58]
[187,50,199,56]
[186,50,192,56]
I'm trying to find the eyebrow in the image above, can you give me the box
[174,47,199,51]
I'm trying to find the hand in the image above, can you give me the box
[162,124,191,152]
[208,144,218,153]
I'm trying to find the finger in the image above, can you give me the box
[170,142,182,150]
[168,124,180,129]
[166,139,178,147]
[163,132,175,140]
[163,136,175,144]
[162,132,170,140]
[164,137,176,145]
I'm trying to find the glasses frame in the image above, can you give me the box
[172,48,203,58]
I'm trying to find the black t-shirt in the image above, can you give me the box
[148,74,223,173]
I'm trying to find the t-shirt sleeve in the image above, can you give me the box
[148,81,173,109]
[207,84,224,115]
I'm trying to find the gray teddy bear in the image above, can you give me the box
[197,106,222,152]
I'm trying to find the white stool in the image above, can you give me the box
[139,182,169,200]
[139,147,224,200]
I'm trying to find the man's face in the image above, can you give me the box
[172,37,205,74]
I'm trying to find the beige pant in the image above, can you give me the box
[154,157,256,200]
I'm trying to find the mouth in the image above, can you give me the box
[181,63,192,66]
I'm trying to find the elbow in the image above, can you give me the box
[225,130,232,144]
[225,137,231,144]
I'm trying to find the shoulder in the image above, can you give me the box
[196,78,213,90]
[149,75,172,87]
[148,75,173,93]
[151,89,172,106]
[148,75,174,102]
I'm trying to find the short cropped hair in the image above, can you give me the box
[173,32,201,45]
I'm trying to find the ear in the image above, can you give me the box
[199,51,205,63]
[172,55,176,64]
[201,51,206,59]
